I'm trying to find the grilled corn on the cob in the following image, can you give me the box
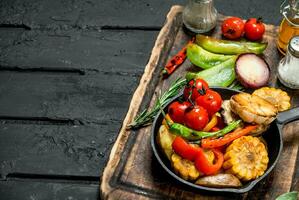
[252,87,291,112]
[223,136,268,181]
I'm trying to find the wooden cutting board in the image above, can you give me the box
[101,6,299,200]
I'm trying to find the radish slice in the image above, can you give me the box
[235,53,270,89]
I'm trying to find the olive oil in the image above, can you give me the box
[277,18,299,55]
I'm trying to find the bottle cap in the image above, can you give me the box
[288,36,299,57]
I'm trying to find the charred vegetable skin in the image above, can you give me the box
[162,43,188,77]
[196,35,267,55]
[187,43,236,69]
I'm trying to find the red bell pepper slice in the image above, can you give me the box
[172,136,224,175]
[195,148,224,175]
[201,125,258,149]
[172,136,200,161]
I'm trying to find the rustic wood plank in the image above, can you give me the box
[0,123,119,178]
[0,180,99,200]
[0,0,281,29]
[0,29,157,75]
[0,72,137,121]
[101,5,299,200]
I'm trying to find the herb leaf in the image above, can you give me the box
[127,77,186,129]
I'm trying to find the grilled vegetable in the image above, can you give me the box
[201,125,258,149]
[168,120,241,141]
[235,53,270,89]
[252,87,291,112]
[196,35,267,55]
[223,136,269,181]
[171,153,201,181]
[172,136,201,161]
[202,113,218,132]
[221,100,239,124]
[230,92,277,125]
[187,43,236,69]
[157,125,176,160]
[185,57,237,87]
[195,148,224,175]
[195,173,242,188]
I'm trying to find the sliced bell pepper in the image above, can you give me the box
[202,114,218,132]
[172,136,201,161]
[195,148,224,175]
[187,43,235,69]
[201,125,258,149]
[196,34,267,55]
[185,57,237,87]
[172,136,223,175]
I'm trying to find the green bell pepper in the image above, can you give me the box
[185,57,237,87]
[196,35,267,55]
[187,43,236,69]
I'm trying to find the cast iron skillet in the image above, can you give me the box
[151,87,299,193]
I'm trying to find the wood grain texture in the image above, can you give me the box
[0,124,119,178]
[0,29,157,74]
[0,0,281,29]
[101,5,299,200]
[0,180,99,200]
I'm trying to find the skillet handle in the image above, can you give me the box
[276,106,299,125]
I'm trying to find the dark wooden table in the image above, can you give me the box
[0,0,285,199]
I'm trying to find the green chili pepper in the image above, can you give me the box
[196,34,267,55]
[187,43,236,69]
[185,57,237,87]
[169,120,242,141]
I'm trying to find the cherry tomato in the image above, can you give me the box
[221,17,245,40]
[183,79,209,101]
[172,136,201,161]
[184,106,209,131]
[244,18,265,41]
[168,101,191,124]
[195,89,222,116]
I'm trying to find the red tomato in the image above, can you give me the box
[172,136,201,161]
[195,89,222,116]
[244,18,265,41]
[184,106,209,131]
[183,79,209,101]
[221,17,245,40]
[168,101,191,124]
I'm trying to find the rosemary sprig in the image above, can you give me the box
[127,77,187,129]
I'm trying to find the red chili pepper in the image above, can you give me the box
[162,38,194,77]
